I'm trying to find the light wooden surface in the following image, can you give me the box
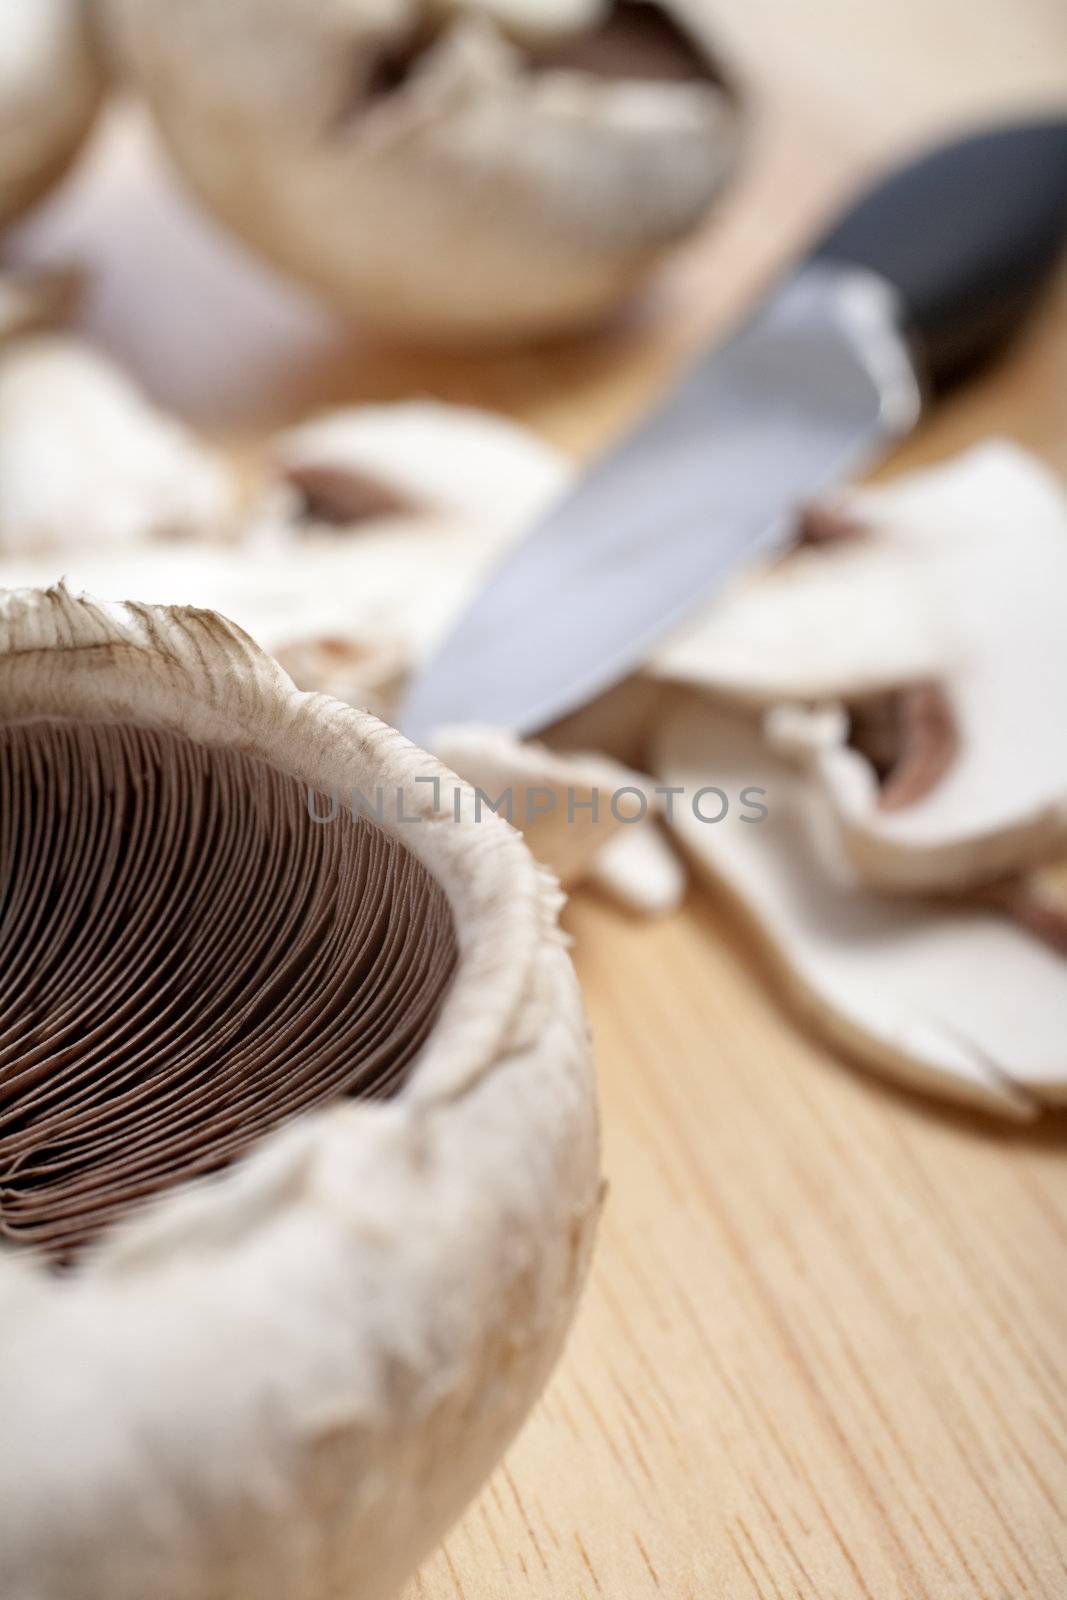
[10,2,1067,1595]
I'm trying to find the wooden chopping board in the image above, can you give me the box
[8,0,1067,1593]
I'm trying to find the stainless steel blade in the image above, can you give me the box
[398,263,921,747]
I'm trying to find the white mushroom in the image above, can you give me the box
[239,398,572,716]
[586,816,687,914]
[258,399,569,712]
[0,335,239,552]
[104,0,741,341]
[270,399,570,536]
[653,442,1067,894]
[0,585,600,1600]
[0,399,568,721]
[0,0,105,227]
[432,721,684,911]
[653,691,1067,1118]
[0,534,686,906]
[0,394,687,910]
[0,524,445,711]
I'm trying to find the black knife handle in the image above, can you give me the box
[811,116,1067,390]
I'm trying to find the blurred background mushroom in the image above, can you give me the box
[102,0,742,342]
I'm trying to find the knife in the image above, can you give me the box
[398,117,1067,748]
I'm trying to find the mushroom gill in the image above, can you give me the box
[0,718,457,1266]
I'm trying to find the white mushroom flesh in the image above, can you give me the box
[104,0,740,340]
[0,335,238,552]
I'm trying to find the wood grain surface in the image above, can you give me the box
[10,0,1067,1594]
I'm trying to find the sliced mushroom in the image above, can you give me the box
[104,0,741,341]
[0,334,238,551]
[432,721,684,911]
[270,399,570,534]
[587,816,687,914]
[0,0,105,227]
[0,585,600,1600]
[653,442,1067,894]
[0,397,561,701]
[0,393,671,903]
[245,398,573,713]
[653,690,1067,1118]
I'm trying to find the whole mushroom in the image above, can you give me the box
[105,0,741,341]
[0,586,600,1600]
[0,0,105,227]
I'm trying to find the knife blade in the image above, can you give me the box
[399,117,1067,747]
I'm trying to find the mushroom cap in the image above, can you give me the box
[0,587,600,1600]
[271,399,570,535]
[0,0,105,227]
[104,0,741,341]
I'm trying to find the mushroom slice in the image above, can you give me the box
[244,399,574,716]
[0,0,105,227]
[269,400,570,534]
[0,549,684,903]
[0,585,599,1600]
[653,691,1067,1117]
[105,0,741,341]
[0,542,689,908]
[0,335,238,552]
[587,818,686,915]
[432,721,683,909]
[653,441,1067,894]
[0,533,460,718]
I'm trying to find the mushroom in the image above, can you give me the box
[432,721,685,912]
[653,691,1067,1118]
[0,585,600,1600]
[0,398,527,716]
[270,399,570,535]
[653,441,1067,895]
[585,809,687,913]
[0,334,238,551]
[260,398,577,725]
[0,395,687,910]
[0,0,104,227]
[104,0,741,341]
[232,398,571,718]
